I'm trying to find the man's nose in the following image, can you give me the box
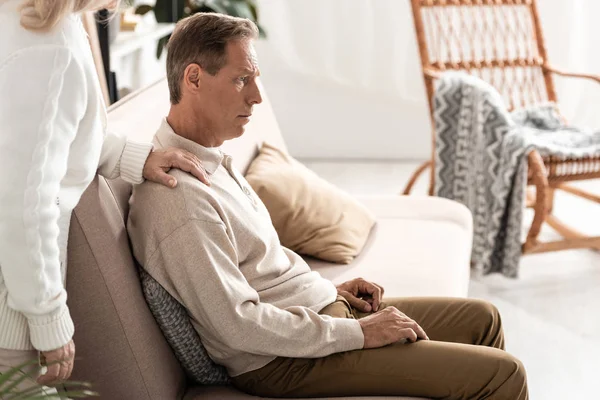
[248,81,263,105]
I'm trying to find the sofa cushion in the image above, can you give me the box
[307,195,473,298]
[245,143,376,264]
[66,177,187,400]
[139,268,230,386]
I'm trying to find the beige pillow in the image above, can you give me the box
[245,143,376,264]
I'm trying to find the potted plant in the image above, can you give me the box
[0,359,97,399]
[135,0,265,58]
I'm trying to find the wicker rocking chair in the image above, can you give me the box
[404,0,600,254]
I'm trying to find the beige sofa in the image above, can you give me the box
[65,79,473,399]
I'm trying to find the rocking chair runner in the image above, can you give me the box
[404,0,600,254]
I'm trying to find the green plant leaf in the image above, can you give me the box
[257,24,266,38]
[153,0,170,22]
[247,0,259,20]
[134,5,153,15]
[4,381,98,400]
[203,0,253,20]
[229,1,256,20]
[9,390,98,400]
[154,0,186,22]
[0,372,35,397]
[5,382,61,400]
[0,361,39,396]
[0,359,97,399]
[0,360,39,388]
[201,1,229,15]
[156,35,170,59]
[151,0,266,59]
[59,381,93,388]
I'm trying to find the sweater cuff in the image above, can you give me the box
[332,318,364,352]
[119,140,153,184]
[27,305,74,352]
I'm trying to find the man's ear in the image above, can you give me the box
[183,63,203,94]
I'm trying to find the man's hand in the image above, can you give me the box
[359,307,429,349]
[37,340,75,386]
[336,278,384,312]
[143,147,210,188]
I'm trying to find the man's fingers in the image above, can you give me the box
[357,280,382,311]
[341,291,372,312]
[364,283,381,311]
[371,294,381,312]
[408,321,429,340]
[387,306,407,318]
[373,282,385,298]
[397,316,428,341]
[388,309,428,341]
[397,328,418,343]
[390,308,413,321]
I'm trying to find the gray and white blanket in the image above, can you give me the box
[434,73,600,277]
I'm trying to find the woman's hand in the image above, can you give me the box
[143,147,210,188]
[37,340,75,386]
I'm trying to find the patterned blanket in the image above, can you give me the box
[434,73,600,277]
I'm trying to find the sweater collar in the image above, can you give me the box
[154,118,224,176]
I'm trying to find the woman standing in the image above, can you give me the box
[0,0,209,389]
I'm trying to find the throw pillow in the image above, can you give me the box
[139,268,230,386]
[245,143,376,264]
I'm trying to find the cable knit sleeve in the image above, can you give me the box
[0,46,85,351]
[97,130,153,184]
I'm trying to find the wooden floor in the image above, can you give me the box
[302,159,600,400]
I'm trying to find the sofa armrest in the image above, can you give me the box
[308,195,473,298]
[355,195,473,234]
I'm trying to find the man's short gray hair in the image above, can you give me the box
[166,13,259,105]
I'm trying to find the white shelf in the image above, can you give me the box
[110,23,175,59]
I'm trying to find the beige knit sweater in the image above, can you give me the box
[127,120,364,376]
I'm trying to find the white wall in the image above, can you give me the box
[254,0,600,160]
[110,0,167,97]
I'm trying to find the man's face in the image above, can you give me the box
[192,39,262,143]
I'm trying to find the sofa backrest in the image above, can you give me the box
[66,78,286,399]
[66,177,187,400]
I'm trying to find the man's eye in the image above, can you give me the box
[238,77,249,84]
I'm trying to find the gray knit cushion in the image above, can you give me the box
[138,268,230,385]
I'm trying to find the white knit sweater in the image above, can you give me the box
[0,1,153,351]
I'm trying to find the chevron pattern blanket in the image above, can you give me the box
[433,73,600,277]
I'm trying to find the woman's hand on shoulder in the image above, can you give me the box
[143,147,210,188]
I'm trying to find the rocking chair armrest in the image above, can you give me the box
[544,64,600,85]
[424,67,443,80]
